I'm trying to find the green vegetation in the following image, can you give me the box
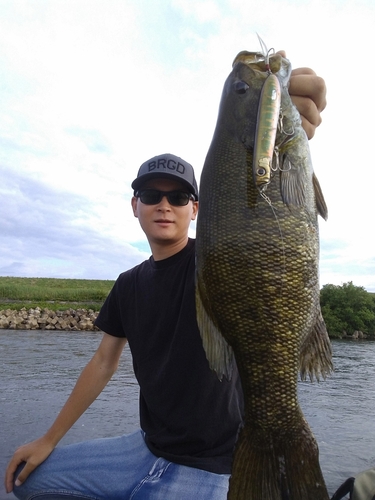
[1,278,375,337]
[321,282,375,339]
[0,277,114,312]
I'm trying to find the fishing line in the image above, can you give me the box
[259,190,287,282]
[255,35,288,288]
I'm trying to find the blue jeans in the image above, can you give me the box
[13,430,230,499]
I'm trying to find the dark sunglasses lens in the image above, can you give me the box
[138,190,191,206]
[167,192,190,206]
[139,190,161,205]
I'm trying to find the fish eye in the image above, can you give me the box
[233,80,249,94]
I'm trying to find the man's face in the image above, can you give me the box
[131,178,198,250]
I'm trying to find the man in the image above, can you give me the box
[5,66,326,500]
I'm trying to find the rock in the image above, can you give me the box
[78,318,94,331]
[0,308,100,331]
[0,317,10,328]
[24,318,39,330]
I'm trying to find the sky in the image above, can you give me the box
[0,0,374,291]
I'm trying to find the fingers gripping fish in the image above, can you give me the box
[195,47,332,500]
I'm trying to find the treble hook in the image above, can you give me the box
[278,109,295,136]
[256,33,275,74]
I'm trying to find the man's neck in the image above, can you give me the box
[150,237,189,261]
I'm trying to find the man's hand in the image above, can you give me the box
[290,68,326,139]
[5,435,55,493]
[277,50,327,139]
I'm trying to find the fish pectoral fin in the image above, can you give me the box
[195,286,234,381]
[279,161,328,221]
[312,172,328,221]
[300,310,333,382]
[279,159,307,209]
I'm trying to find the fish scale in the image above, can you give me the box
[196,50,332,499]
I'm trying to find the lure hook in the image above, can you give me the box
[256,33,275,73]
[278,109,295,136]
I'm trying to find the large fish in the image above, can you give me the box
[195,49,333,500]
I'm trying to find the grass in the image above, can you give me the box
[0,277,115,311]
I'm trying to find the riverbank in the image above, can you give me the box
[1,306,374,340]
[0,307,99,331]
[0,276,113,313]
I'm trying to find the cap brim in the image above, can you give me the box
[132,172,197,198]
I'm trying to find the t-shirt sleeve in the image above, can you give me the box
[95,276,127,338]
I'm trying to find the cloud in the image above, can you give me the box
[0,0,374,291]
[0,166,149,279]
[64,128,112,154]
[319,236,375,292]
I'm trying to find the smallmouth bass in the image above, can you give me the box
[195,50,333,499]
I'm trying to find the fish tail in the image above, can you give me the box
[228,421,329,500]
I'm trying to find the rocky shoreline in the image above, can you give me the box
[0,307,99,331]
[0,307,373,339]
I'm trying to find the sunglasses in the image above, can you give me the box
[135,189,195,206]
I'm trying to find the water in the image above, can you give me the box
[1,331,375,499]
[299,339,375,494]
[0,330,139,500]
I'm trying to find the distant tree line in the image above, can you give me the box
[320,282,375,339]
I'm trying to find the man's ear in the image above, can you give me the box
[131,197,138,218]
[191,201,199,220]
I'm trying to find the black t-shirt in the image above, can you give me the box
[95,238,244,474]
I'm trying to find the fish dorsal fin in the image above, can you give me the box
[313,172,328,221]
[195,285,234,381]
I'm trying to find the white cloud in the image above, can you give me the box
[0,166,148,279]
[0,0,374,289]
[171,0,222,23]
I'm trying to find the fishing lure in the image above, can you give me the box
[253,37,281,191]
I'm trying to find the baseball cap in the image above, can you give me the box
[131,153,198,200]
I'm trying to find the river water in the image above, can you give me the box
[1,330,375,499]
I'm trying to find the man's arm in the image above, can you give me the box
[5,333,127,493]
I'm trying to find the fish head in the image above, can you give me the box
[216,61,264,149]
[214,51,290,152]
